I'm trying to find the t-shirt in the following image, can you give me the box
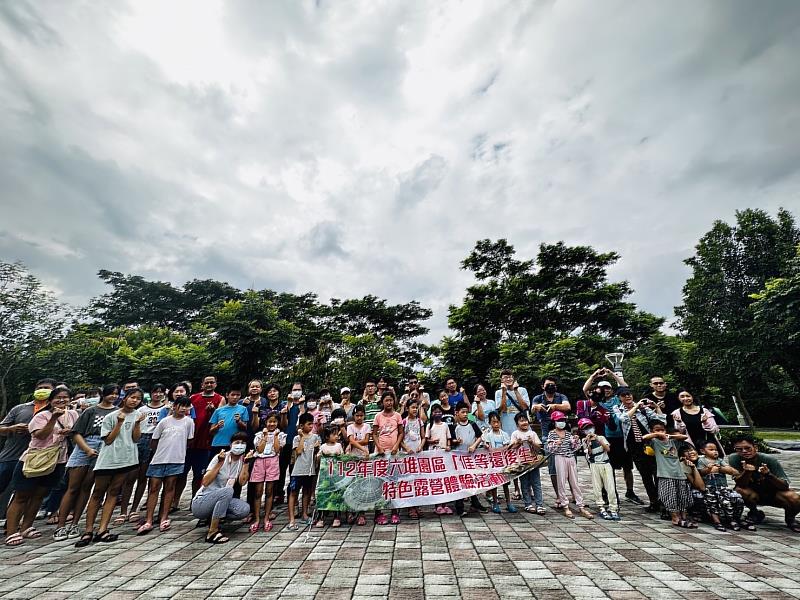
[150,416,195,465]
[197,454,243,495]
[292,433,320,476]
[320,442,343,456]
[374,411,403,453]
[727,452,789,491]
[363,401,382,426]
[584,436,610,464]
[189,392,223,450]
[546,430,577,457]
[531,392,570,430]
[650,438,685,480]
[73,405,117,439]
[21,409,79,464]
[511,429,542,449]
[697,455,728,488]
[494,388,530,416]
[346,423,370,457]
[255,398,286,423]
[158,405,196,422]
[285,402,302,441]
[94,411,140,470]
[471,399,496,430]
[253,430,286,458]
[453,421,482,450]
[403,417,423,452]
[483,429,511,449]
[209,404,249,447]
[644,391,680,417]
[0,402,37,462]
[137,404,165,435]
[426,422,451,450]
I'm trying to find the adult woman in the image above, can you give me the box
[471,383,495,430]
[670,389,720,451]
[191,432,253,544]
[75,387,144,547]
[4,387,79,546]
[52,384,119,542]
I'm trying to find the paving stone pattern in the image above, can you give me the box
[1,452,799,599]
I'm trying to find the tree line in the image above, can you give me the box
[1,208,798,425]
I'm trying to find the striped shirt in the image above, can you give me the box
[363,401,382,426]
[546,430,579,457]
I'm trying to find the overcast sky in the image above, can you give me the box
[2,1,799,342]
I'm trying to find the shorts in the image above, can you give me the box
[289,475,315,493]
[608,437,632,470]
[184,448,210,480]
[12,461,66,492]
[137,434,153,465]
[66,435,103,468]
[250,456,280,483]
[146,462,184,478]
[94,464,138,477]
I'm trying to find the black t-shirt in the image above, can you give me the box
[644,391,680,415]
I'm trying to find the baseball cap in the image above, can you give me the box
[340,387,351,394]
[597,381,612,388]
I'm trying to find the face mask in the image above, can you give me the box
[230,443,246,455]
[306,401,317,410]
[583,427,595,435]
[544,384,557,394]
[33,389,51,401]
[433,414,442,422]
[292,390,302,399]
[554,421,566,430]
[321,394,332,402]
[85,397,100,407]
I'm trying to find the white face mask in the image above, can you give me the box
[554,421,567,430]
[321,394,332,402]
[230,443,247,455]
[306,401,317,410]
[583,427,595,435]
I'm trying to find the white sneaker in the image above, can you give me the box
[53,527,69,542]
[67,525,81,539]
[36,509,47,520]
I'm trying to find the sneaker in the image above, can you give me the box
[599,509,612,520]
[610,511,621,521]
[52,527,69,542]
[473,503,489,514]
[36,509,47,520]
[507,504,518,513]
[625,491,644,505]
[491,503,502,514]
[748,509,766,524]
[67,525,81,539]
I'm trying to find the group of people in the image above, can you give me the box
[1,369,798,548]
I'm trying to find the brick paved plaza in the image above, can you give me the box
[1,452,798,600]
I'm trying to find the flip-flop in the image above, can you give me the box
[4,533,23,546]
[264,521,273,532]
[249,522,260,533]
[268,512,277,521]
[46,514,59,525]
[159,520,171,532]
[21,527,41,539]
[136,523,153,536]
[112,514,127,526]
[128,512,140,522]
[206,531,229,543]
[564,509,574,519]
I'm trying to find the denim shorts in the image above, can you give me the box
[137,434,153,465]
[66,435,103,468]
[147,462,185,478]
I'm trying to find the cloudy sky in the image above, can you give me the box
[2,1,799,342]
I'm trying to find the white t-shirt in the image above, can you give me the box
[197,454,243,495]
[510,429,541,448]
[253,430,287,458]
[346,422,371,457]
[320,442,343,456]
[138,404,165,435]
[426,422,451,450]
[483,429,510,449]
[150,416,195,465]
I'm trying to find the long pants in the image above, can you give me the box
[190,487,250,521]
[631,452,658,505]
[554,454,584,508]
[454,495,484,514]
[703,486,744,524]
[0,460,17,520]
[589,462,618,511]
[519,468,543,508]
[43,469,69,514]
[277,444,292,499]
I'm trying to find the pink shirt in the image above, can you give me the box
[23,409,79,464]
[346,422,370,457]
[374,411,403,453]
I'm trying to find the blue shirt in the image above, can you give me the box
[600,396,622,438]
[285,403,302,442]
[531,392,570,434]
[209,404,249,447]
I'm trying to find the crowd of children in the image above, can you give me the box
[1,372,795,548]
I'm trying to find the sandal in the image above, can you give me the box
[525,505,537,514]
[46,513,59,525]
[74,532,93,547]
[409,508,419,519]
[332,518,341,528]
[241,514,253,524]
[535,506,546,515]
[356,515,366,526]
[268,512,277,521]
[4,533,23,547]
[128,512,140,523]
[511,491,521,500]
[315,519,325,528]
[136,523,154,536]
[564,508,574,519]
[249,522,260,534]
[205,531,229,543]
[741,519,757,531]
[579,508,594,520]
[159,520,171,532]
[713,523,727,532]
[264,521,273,532]
[286,523,299,531]
[112,514,127,527]
[375,514,388,525]
[730,521,741,531]
[95,530,118,543]
[686,521,698,529]
[390,514,400,525]
[21,527,41,539]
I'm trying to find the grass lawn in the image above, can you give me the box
[757,429,800,441]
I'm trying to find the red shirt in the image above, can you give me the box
[189,392,223,450]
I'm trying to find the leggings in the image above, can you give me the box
[191,487,250,520]
[554,454,584,508]
[589,462,618,511]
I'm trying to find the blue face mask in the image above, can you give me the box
[85,397,100,407]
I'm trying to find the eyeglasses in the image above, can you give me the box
[733,447,752,452]
[652,382,666,385]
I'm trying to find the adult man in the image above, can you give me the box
[276,382,304,505]
[399,377,430,411]
[531,376,570,495]
[181,375,223,505]
[361,378,382,427]
[0,379,56,526]
[643,376,680,428]
[581,367,627,400]
[613,388,665,512]
[728,434,800,532]
[445,377,469,406]
[598,383,643,506]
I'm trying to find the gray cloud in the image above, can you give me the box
[1,0,799,344]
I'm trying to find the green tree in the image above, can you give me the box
[0,262,67,413]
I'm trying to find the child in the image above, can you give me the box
[643,421,695,528]
[287,412,320,531]
[401,399,425,519]
[483,412,516,513]
[578,417,619,520]
[136,397,195,535]
[129,383,168,523]
[697,440,748,531]
[346,405,371,526]
[373,391,404,525]
[316,425,344,528]
[426,404,452,515]
[452,401,488,515]
[511,412,546,516]
[546,411,593,519]
[250,412,286,533]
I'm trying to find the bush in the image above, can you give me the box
[717,428,775,454]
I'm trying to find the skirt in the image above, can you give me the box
[66,435,103,468]
[658,477,692,512]
[250,456,280,483]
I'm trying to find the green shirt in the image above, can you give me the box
[727,452,789,489]
[363,401,382,426]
